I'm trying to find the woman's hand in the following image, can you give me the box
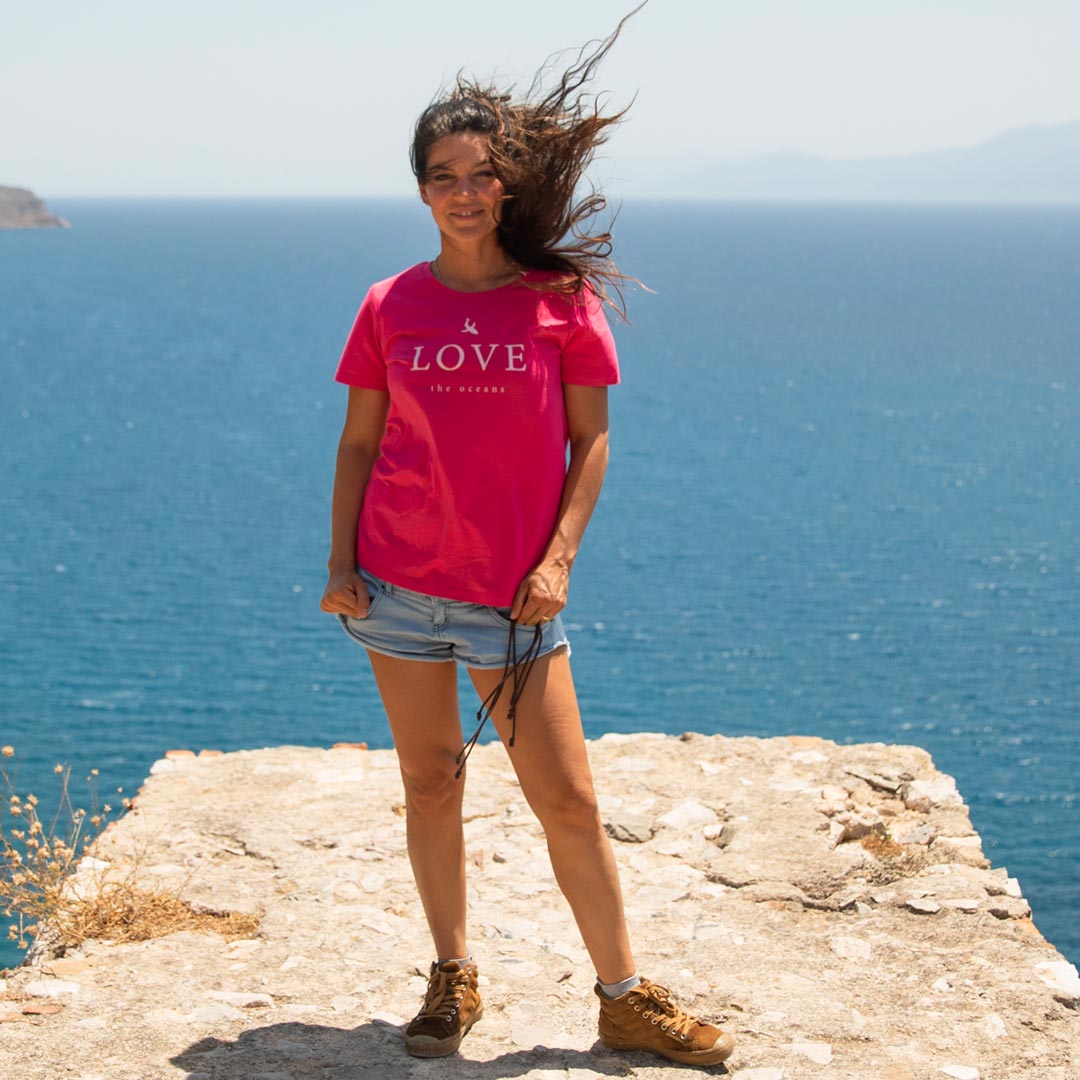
[510,559,570,626]
[320,566,370,618]
[508,385,610,627]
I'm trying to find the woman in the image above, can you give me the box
[320,13,734,1068]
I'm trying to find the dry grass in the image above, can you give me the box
[51,883,260,947]
[2,746,259,962]
[858,824,934,884]
[859,824,905,860]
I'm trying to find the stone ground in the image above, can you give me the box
[2,732,1078,1080]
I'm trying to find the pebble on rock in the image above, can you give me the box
[24,980,80,998]
[361,872,385,892]
[904,777,962,812]
[988,898,1031,920]
[205,991,273,1008]
[940,1067,980,1080]
[370,1011,407,1027]
[942,898,981,913]
[1034,960,1080,1001]
[791,1039,834,1064]
[603,813,654,843]
[185,1004,246,1024]
[830,936,872,962]
[893,823,936,846]
[906,897,942,915]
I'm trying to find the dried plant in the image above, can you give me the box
[1,746,258,962]
[1,746,121,951]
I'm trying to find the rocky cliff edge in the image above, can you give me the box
[2,733,1078,1080]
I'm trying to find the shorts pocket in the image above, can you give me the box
[485,606,542,632]
[336,575,386,636]
[356,569,388,617]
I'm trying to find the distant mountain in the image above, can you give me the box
[628,123,1080,202]
[0,186,68,228]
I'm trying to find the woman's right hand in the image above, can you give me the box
[320,566,370,618]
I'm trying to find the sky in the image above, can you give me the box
[3,0,1079,198]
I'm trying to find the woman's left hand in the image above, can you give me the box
[510,560,570,626]
[508,385,609,628]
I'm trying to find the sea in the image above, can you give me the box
[1,199,1077,974]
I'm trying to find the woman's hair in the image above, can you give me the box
[410,5,644,316]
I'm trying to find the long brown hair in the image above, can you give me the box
[410,5,645,317]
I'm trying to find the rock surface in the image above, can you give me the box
[0,185,68,228]
[2,733,1078,1079]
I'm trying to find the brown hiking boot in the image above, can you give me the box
[596,977,735,1066]
[404,960,483,1057]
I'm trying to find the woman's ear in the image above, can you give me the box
[418,184,430,206]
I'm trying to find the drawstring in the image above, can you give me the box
[455,620,544,779]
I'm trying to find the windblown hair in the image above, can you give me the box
[410,5,644,317]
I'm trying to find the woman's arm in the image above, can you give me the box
[510,383,610,625]
[320,386,390,617]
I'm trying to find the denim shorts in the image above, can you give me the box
[337,568,571,669]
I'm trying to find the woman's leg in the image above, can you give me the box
[468,648,635,984]
[366,651,468,960]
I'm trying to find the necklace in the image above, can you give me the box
[431,256,522,292]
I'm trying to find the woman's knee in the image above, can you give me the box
[531,782,602,833]
[400,755,464,816]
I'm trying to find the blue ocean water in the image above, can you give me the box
[1,200,1077,974]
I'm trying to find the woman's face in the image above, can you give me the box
[418,133,505,244]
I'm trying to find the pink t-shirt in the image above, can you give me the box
[335,261,620,606]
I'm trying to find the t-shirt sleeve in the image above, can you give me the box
[559,288,620,386]
[334,288,387,390]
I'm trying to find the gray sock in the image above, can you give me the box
[598,973,641,998]
[437,955,473,967]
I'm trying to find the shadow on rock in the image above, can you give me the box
[171,1019,722,1079]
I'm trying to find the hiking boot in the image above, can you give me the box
[404,960,483,1057]
[595,977,735,1066]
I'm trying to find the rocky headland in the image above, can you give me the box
[1,733,1078,1080]
[0,186,68,229]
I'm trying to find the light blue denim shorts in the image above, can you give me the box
[337,568,570,669]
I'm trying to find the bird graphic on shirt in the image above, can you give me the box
[462,318,478,335]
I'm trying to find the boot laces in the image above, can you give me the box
[420,965,470,1022]
[630,982,699,1040]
